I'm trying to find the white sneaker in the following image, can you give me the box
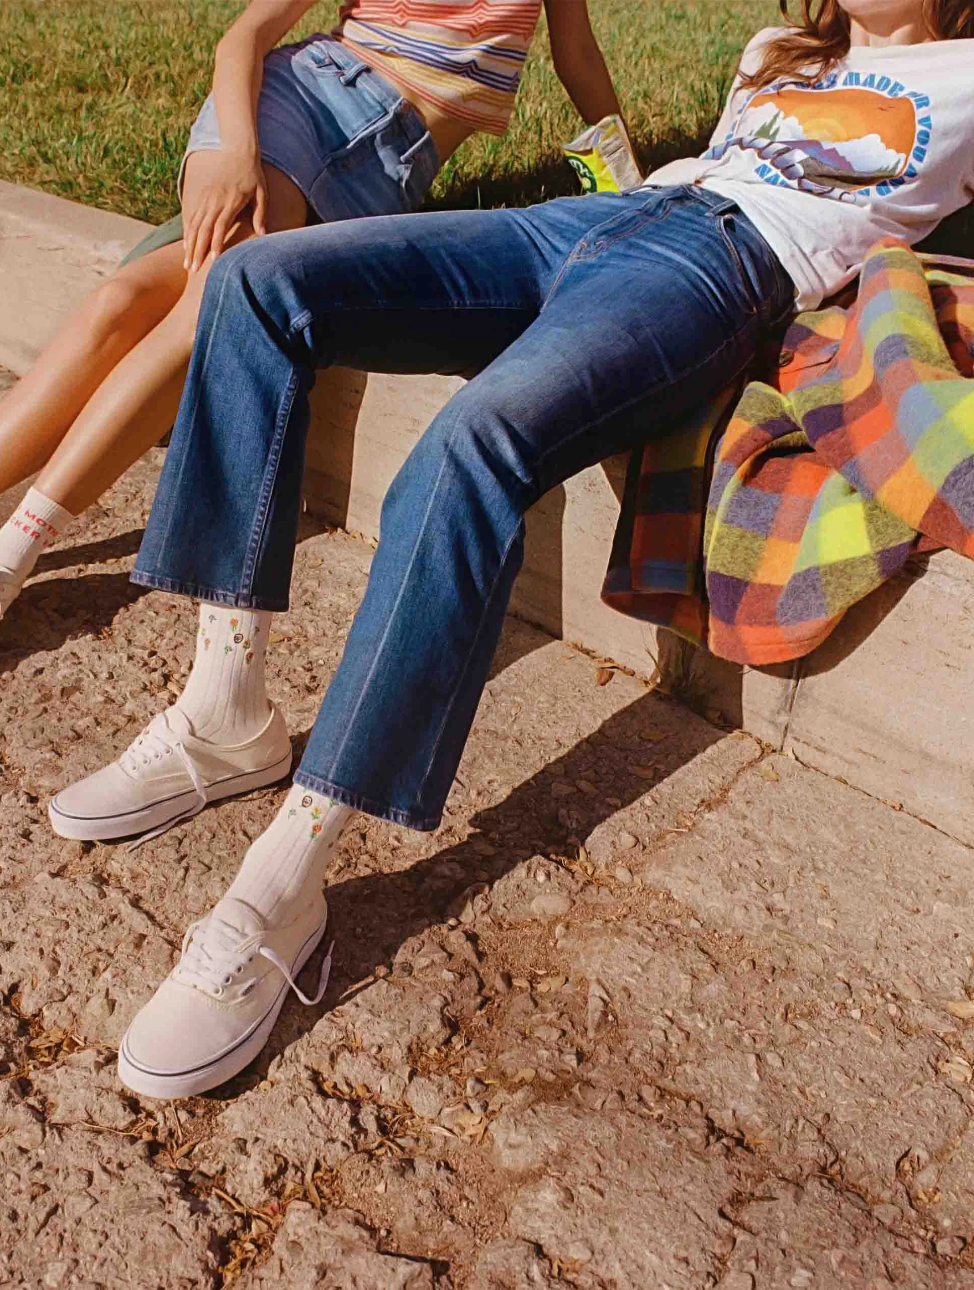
[48,704,292,842]
[117,895,332,1099]
[0,566,24,620]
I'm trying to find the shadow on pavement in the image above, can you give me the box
[225,684,725,1094]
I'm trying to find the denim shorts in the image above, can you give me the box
[180,35,440,223]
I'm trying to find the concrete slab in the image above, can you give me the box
[2,445,973,1287]
[0,180,147,373]
[787,550,974,842]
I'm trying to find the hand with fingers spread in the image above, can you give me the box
[182,148,269,272]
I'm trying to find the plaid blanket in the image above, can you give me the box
[602,240,974,665]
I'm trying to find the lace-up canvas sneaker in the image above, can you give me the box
[48,705,292,842]
[117,894,331,1099]
[0,567,24,620]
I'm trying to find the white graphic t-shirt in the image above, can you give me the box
[647,31,974,307]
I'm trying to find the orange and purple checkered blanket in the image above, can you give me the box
[602,241,974,665]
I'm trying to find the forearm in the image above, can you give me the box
[211,27,266,158]
[209,0,316,157]
[552,42,622,126]
[543,0,623,127]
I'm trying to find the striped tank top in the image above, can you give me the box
[336,1,544,137]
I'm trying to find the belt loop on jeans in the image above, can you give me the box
[400,129,433,165]
[683,185,737,217]
[705,195,739,217]
[340,63,367,86]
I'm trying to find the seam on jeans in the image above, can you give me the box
[713,213,760,318]
[540,193,675,310]
[128,570,289,611]
[573,200,676,262]
[322,433,457,785]
[147,257,239,570]
[292,304,532,324]
[533,309,764,472]
[253,151,313,201]
[413,518,523,807]
[315,99,400,178]
[292,771,441,831]
[240,364,303,598]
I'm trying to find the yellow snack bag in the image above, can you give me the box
[563,115,643,194]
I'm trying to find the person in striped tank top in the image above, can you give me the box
[0,0,624,624]
[338,0,550,143]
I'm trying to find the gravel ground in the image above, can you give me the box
[2,365,974,1288]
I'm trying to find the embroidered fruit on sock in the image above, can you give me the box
[176,604,274,744]
[224,785,353,924]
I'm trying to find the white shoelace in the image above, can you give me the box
[120,724,208,850]
[175,915,334,1006]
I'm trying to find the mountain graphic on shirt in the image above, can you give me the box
[721,85,919,198]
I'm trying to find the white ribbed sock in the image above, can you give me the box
[225,785,353,923]
[176,604,273,744]
[0,487,75,613]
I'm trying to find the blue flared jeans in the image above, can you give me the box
[132,185,795,829]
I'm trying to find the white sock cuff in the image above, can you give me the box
[17,486,76,535]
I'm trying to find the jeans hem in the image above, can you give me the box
[292,770,441,832]
[129,570,290,613]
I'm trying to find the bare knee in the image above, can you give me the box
[86,272,175,344]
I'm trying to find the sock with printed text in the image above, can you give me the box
[0,486,75,616]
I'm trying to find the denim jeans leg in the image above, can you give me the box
[295,189,795,828]
[132,195,642,608]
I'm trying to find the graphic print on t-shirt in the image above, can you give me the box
[707,69,932,204]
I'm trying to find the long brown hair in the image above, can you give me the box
[742,0,974,91]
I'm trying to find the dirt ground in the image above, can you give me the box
[2,365,974,1289]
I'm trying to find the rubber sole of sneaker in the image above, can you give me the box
[116,914,328,1100]
[47,751,292,842]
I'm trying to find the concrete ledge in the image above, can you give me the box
[2,183,970,840]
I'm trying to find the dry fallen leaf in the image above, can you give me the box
[758,763,780,782]
[946,1000,974,1020]
[938,1055,973,1084]
[595,667,614,686]
[535,974,568,994]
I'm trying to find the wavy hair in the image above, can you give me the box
[742,0,974,90]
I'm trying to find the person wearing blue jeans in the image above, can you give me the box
[51,0,974,1098]
[50,185,795,1098]
[135,185,795,827]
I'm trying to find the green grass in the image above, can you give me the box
[0,0,777,224]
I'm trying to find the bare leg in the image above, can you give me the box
[0,159,308,516]
[0,247,185,493]
[36,160,309,515]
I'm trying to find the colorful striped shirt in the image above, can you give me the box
[336,1,544,136]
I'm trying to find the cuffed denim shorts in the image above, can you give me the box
[180,35,440,222]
